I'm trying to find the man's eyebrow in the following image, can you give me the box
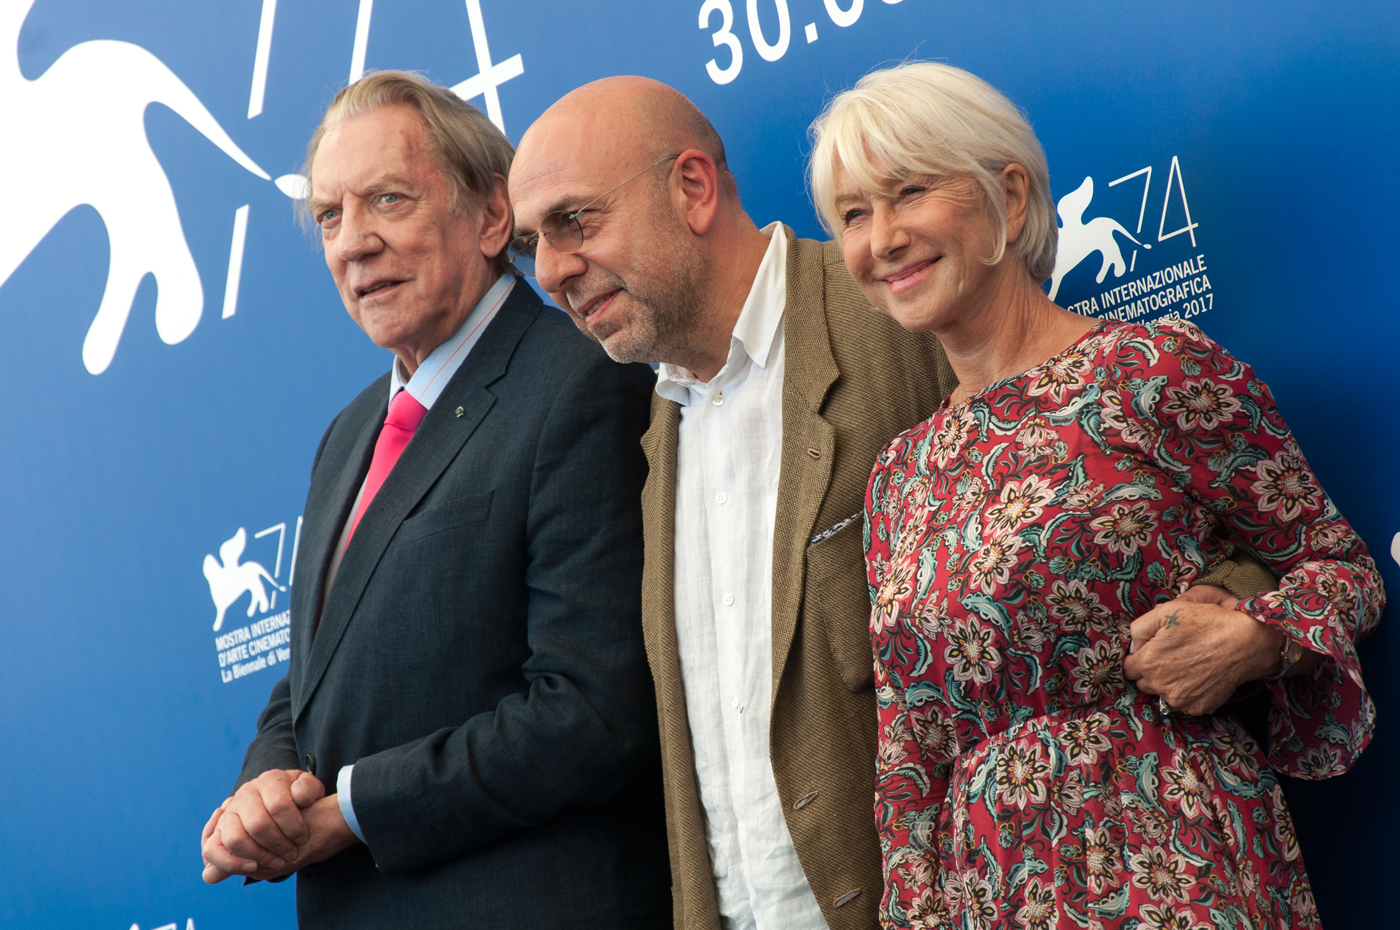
[542,194,589,217]
[513,193,589,238]
[307,195,337,216]
[366,174,418,194]
[309,174,421,213]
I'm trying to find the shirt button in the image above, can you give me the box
[731,696,740,708]
[715,492,728,505]
[723,593,735,606]
[712,393,725,407]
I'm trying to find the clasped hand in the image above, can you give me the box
[201,769,357,883]
[1122,584,1284,716]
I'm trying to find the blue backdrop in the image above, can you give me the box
[2,1,1397,927]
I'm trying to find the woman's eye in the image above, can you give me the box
[841,209,867,226]
[898,185,925,200]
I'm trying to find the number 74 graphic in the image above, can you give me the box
[1109,156,1199,248]
[1048,156,1200,301]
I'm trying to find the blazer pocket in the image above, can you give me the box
[803,516,875,693]
[396,491,493,545]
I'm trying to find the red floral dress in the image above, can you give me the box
[864,319,1382,930]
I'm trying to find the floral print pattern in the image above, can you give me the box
[864,320,1383,929]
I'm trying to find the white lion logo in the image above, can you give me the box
[203,528,284,632]
[1047,176,1148,301]
[0,0,271,374]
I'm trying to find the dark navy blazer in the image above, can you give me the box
[238,282,670,928]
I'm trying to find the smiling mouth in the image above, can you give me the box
[575,290,618,322]
[882,258,937,293]
[357,280,403,299]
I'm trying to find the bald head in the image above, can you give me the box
[520,76,729,192]
[509,76,770,380]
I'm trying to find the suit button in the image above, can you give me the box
[303,753,316,774]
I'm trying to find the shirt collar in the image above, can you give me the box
[655,222,788,404]
[389,273,515,410]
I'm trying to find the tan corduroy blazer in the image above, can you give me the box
[639,232,957,930]
[638,232,1273,930]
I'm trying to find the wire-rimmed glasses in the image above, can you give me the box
[508,154,680,278]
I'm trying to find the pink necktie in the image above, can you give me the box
[346,390,429,542]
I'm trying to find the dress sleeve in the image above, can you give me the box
[1108,320,1384,778]
[865,446,950,926]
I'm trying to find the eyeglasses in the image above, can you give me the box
[509,154,680,278]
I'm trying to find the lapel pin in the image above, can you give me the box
[455,406,465,418]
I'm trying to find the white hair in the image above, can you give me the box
[302,70,515,272]
[808,61,1057,282]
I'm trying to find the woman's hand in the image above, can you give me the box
[1122,585,1284,715]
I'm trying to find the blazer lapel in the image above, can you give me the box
[639,395,682,678]
[770,232,840,701]
[289,384,386,714]
[293,285,541,722]
[640,391,729,925]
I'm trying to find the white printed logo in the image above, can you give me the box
[129,920,195,930]
[1052,156,1212,325]
[1047,176,1147,301]
[203,527,284,632]
[204,518,300,683]
[0,0,524,376]
[0,0,272,375]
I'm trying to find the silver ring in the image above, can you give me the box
[1158,695,1174,715]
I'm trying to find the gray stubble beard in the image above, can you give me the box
[586,243,708,368]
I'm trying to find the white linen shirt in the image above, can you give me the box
[331,272,514,843]
[655,225,826,930]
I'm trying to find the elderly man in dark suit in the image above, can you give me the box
[199,71,670,929]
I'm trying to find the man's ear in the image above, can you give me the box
[476,172,514,259]
[672,149,721,236]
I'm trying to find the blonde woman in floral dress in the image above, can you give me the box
[808,62,1383,930]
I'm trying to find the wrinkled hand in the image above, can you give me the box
[201,768,324,883]
[201,802,236,883]
[1122,584,1283,716]
[204,793,357,883]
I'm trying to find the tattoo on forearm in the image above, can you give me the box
[1164,609,1181,630]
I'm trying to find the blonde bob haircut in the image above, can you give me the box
[302,70,515,275]
[808,62,1057,283]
